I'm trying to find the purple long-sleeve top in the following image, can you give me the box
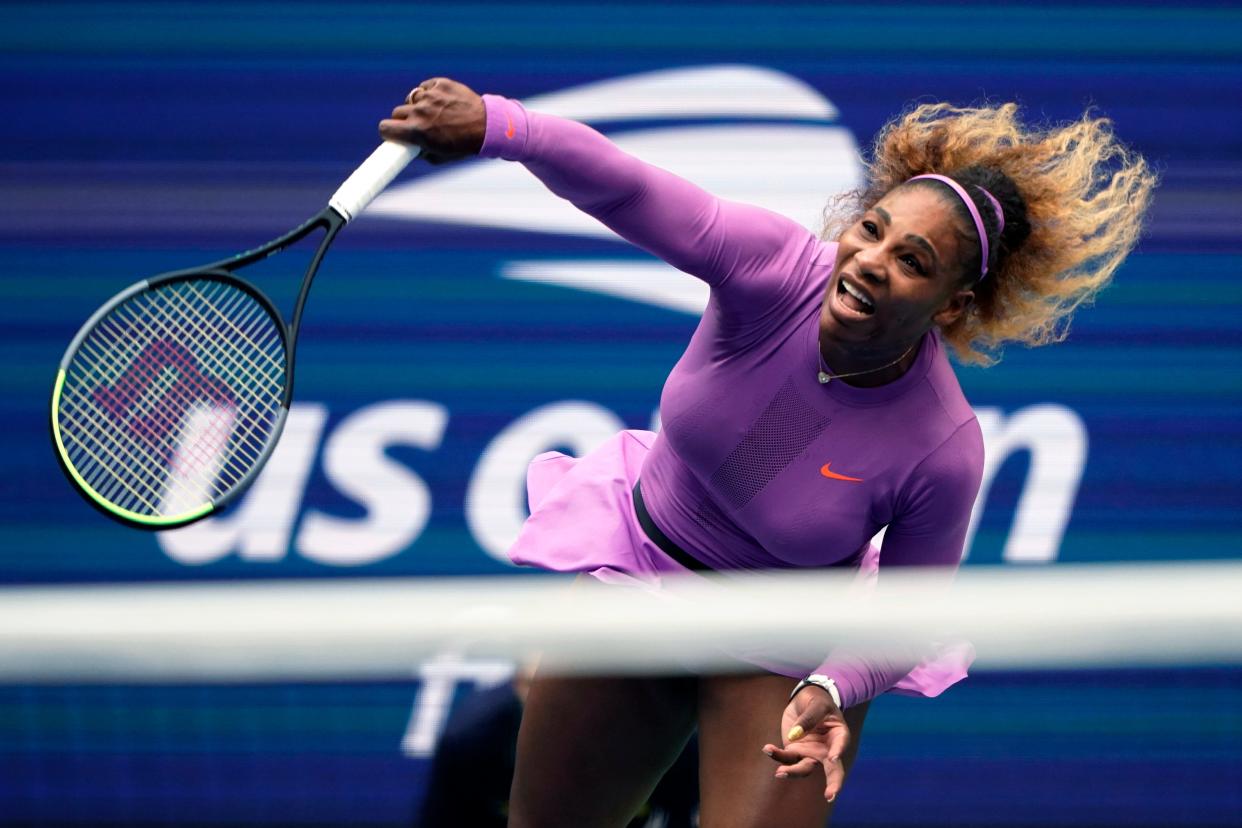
[480,95,985,708]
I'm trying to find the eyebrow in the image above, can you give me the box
[872,206,939,272]
[905,234,939,271]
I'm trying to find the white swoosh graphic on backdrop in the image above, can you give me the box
[502,260,709,314]
[517,64,838,122]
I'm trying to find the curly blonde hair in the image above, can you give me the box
[825,102,1157,365]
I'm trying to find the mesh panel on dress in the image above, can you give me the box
[709,377,830,509]
[692,495,733,536]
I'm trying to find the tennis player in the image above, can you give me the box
[381,78,1154,828]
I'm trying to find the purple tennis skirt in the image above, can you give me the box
[507,429,973,699]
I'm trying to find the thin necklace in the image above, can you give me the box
[817,341,917,385]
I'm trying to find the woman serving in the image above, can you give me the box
[381,77,1154,828]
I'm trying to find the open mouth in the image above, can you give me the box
[837,277,876,316]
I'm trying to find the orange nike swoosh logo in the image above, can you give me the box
[505,114,515,139]
[820,463,863,483]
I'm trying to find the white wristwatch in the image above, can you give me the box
[790,674,842,709]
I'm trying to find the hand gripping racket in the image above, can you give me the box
[50,141,419,529]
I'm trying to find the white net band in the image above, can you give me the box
[3,561,1240,683]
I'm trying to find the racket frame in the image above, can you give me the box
[50,208,344,530]
[51,139,418,530]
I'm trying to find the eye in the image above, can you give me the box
[900,254,926,275]
[861,220,878,238]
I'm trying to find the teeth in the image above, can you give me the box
[842,280,874,309]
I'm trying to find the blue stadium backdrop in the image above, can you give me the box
[1,1,1240,826]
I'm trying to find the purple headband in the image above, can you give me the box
[907,174,1005,282]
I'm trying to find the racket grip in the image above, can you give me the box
[328,141,420,223]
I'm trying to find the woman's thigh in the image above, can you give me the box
[696,673,870,828]
[507,671,698,828]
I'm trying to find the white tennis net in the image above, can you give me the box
[3,560,1240,683]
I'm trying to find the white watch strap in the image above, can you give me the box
[792,674,842,709]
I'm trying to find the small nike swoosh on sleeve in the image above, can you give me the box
[505,114,515,139]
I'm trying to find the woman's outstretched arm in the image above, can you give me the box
[380,78,814,293]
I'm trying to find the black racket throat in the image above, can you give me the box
[157,205,347,399]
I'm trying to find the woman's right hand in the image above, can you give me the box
[379,77,486,164]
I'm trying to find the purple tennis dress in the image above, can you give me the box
[479,95,985,709]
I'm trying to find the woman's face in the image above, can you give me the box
[824,185,976,353]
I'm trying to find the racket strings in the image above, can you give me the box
[62,335,238,513]
[182,281,283,374]
[62,286,281,514]
[63,353,193,512]
[125,281,284,479]
[65,320,257,511]
[63,322,191,509]
[160,283,283,456]
[56,278,287,519]
[75,321,238,474]
[72,287,275,486]
[57,404,164,514]
[137,296,276,490]
[135,284,281,456]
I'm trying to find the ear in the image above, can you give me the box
[932,289,975,328]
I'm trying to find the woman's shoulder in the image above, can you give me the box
[704,233,834,337]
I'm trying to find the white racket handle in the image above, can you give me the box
[328,141,420,223]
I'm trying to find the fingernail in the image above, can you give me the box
[762,747,774,756]
[828,755,841,764]
[776,772,788,779]
[786,725,804,742]
[826,793,836,803]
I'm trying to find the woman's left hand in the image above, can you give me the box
[762,686,851,803]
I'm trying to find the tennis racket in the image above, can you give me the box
[50,140,420,529]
